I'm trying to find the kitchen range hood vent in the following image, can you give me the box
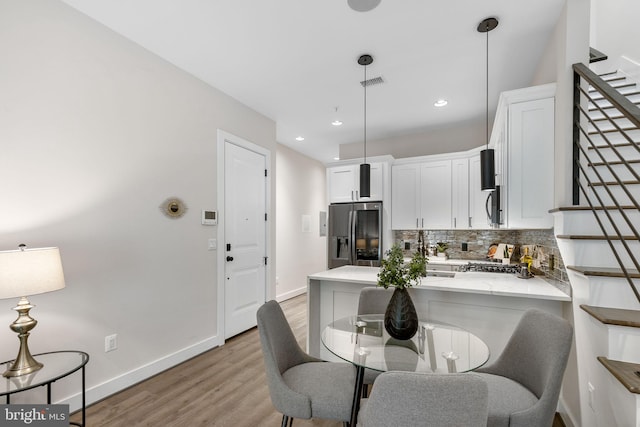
[360,76,384,87]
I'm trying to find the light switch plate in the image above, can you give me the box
[208,238,217,250]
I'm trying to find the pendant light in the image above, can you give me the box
[358,54,373,198]
[478,17,498,191]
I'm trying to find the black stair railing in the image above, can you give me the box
[572,62,640,302]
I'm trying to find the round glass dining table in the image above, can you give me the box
[321,314,490,425]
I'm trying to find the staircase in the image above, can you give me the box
[552,63,640,426]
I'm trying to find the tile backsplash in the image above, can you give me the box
[393,228,570,295]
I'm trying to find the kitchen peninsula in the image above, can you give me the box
[307,265,570,363]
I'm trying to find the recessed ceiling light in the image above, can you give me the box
[295,136,305,141]
[434,99,448,107]
[332,120,343,126]
[333,156,340,160]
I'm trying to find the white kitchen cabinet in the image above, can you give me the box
[327,162,383,203]
[420,160,452,229]
[451,158,470,229]
[488,84,556,229]
[392,150,498,231]
[391,160,452,229]
[503,97,555,228]
[391,163,420,229]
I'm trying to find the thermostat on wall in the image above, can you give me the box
[202,210,217,225]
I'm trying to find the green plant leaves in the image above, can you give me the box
[377,244,427,289]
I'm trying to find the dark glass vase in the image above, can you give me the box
[384,287,419,340]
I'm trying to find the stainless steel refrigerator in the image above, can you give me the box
[328,202,383,269]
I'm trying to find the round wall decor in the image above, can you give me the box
[160,197,187,219]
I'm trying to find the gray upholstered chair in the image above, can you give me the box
[357,286,394,316]
[257,300,356,427]
[474,308,573,427]
[357,287,394,396]
[357,371,489,427]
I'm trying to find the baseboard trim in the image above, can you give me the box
[60,335,222,413]
[276,286,306,302]
[557,397,577,427]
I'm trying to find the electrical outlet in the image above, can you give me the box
[105,334,118,352]
[588,382,595,410]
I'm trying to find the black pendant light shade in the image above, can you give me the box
[480,148,495,191]
[360,163,371,197]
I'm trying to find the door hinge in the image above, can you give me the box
[265,169,268,177]
[264,256,268,265]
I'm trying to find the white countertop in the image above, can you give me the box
[421,257,473,266]
[308,265,571,302]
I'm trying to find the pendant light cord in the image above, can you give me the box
[485,29,489,149]
[364,63,367,163]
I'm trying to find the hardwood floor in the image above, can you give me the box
[70,294,340,426]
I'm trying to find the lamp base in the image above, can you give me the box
[2,297,44,378]
[3,352,43,378]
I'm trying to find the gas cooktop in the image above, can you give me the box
[460,262,520,274]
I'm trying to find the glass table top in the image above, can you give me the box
[322,314,490,374]
[1,351,89,395]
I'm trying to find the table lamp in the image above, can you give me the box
[0,245,66,377]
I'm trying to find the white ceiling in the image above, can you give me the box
[60,0,566,163]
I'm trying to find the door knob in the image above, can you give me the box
[226,256,234,262]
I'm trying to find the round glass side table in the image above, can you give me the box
[1,351,89,427]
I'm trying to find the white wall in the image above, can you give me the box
[0,0,275,409]
[531,15,561,87]
[339,119,486,160]
[590,0,640,72]
[552,0,591,209]
[275,144,327,301]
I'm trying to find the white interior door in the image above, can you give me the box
[224,141,267,339]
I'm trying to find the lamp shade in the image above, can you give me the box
[480,149,496,191]
[0,247,65,299]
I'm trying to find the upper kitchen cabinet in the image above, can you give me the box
[392,159,453,230]
[423,160,454,229]
[391,163,420,229]
[492,84,556,229]
[327,162,384,203]
[451,157,470,229]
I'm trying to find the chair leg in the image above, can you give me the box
[289,417,294,427]
[362,383,369,398]
[281,415,289,427]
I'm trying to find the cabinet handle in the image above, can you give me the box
[454,217,457,228]
[416,218,419,228]
[355,190,359,200]
[421,218,424,228]
[351,190,354,201]
[469,217,472,228]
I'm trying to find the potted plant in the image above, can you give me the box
[377,244,427,340]
[436,242,448,258]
